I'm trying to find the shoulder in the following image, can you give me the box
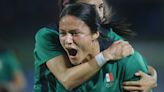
[121,51,148,75]
[35,26,60,46]
[118,51,148,80]
[108,28,124,41]
[126,51,146,64]
[120,51,147,67]
[35,27,58,40]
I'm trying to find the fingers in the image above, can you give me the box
[136,70,157,89]
[121,41,134,57]
[123,81,143,91]
[114,40,134,57]
[135,71,145,77]
[105,40,134,61]
[148,65,157,80]
[113,40,128,46]
[123,71,156,92]
[122,45,134,57]
[123,81,140,86]
[122,86,142,91]
[113,40,123,44]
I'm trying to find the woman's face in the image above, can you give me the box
[77,0,104,21]
[59,15,98,65]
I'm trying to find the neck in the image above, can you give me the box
[82,40,100,63]
[93,40,100,56]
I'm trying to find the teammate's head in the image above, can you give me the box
[58,0,112,23]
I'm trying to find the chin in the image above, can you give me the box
[71,60,81,66]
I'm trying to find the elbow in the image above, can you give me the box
[61,79,75,90]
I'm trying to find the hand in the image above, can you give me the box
[123,71,157,92]
[102,40,134,61]
[147,65,157,88]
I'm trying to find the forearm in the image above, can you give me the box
[148,65,157,88]
[62,58,100,90]
[47,55,101,90]
[148,65,157,78]
[47,40,134,90]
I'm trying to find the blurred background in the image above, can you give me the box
[0,0,163,91]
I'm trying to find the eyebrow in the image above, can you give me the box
[59,29,79,32]
[59,29,65,32]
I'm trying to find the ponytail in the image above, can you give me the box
[101,19,137,38]
[102,0,136,38]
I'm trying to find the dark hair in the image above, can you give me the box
[58,0,136,38]
[58,0,79,14]
[102,19,137,38]
[58,0,65,12]
[60,3,101,34]
[103,0,137,38]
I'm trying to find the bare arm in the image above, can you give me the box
[47,40,134,90]
[123,66,157,92]
[148,65,157,88]
[47,55,100,90]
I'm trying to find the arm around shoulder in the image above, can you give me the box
[46,55,101,90]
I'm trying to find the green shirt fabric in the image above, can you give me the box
[73,51,148,92]
[34,26,149,92]
[108,28,123,41]
[0,49,21,85]
[34,27,65,92]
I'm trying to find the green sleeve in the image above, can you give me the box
[108,28,124,41]
[34,27,64,66]
[122,51,149,81]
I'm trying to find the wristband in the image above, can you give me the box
[95,52,106,67]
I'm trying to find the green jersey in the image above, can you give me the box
[71,28,148,92]
[34,26,65,92]
[73,52,148,92]
[34,26,148,92]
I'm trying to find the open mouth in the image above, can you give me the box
[67,48,77,56]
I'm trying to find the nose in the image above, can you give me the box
[64,34,73,45]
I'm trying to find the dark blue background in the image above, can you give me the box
[0,0,163,91]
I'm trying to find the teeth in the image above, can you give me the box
[68,49,77,56]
